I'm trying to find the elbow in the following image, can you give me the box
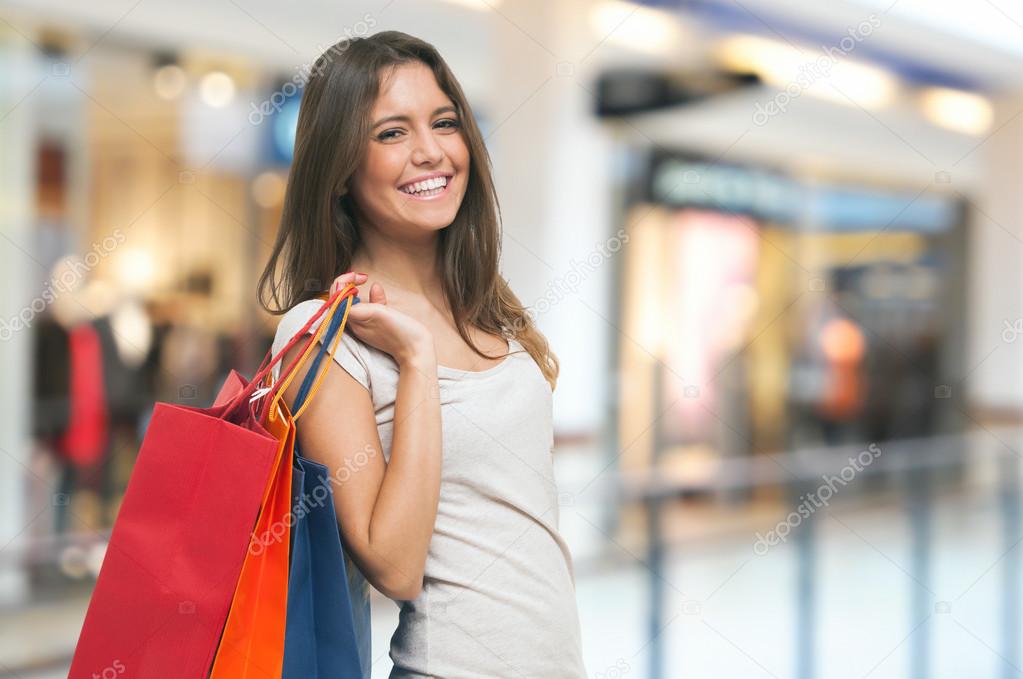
[354,531,426,600]
[377,570,423,601]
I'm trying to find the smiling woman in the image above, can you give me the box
[256,30,586,679]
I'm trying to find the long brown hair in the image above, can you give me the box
[257,31,558,390]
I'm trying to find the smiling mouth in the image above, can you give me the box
[398,174,453,198]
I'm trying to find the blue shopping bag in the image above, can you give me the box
[283,294,372,679]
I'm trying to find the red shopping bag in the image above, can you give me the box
[208,286,352,679]
[68,286,354,679]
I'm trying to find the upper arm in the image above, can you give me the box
[276,335,391,589]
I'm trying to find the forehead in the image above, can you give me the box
[373,62,452,115]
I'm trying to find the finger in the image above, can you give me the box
[331,271,368,294]
[335,271,368,292]
[344,299,376,324]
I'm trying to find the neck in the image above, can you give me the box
[350,227,443,298]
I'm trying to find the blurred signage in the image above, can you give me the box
[647,152,960,232]
[594,68,759,117]
[268,91,301,165]
[648,152,800,222]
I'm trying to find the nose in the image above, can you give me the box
[410,126,444,166]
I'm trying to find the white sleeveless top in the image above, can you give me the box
[272,300,587,679]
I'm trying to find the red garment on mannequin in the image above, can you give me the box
[58,322,109,466]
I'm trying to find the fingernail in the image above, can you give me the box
[357,271,367,276]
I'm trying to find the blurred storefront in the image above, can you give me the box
[615,151,968,481]
[4,29,301,598]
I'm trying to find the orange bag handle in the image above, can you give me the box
[265,283,356,423]
[253,290,335,422]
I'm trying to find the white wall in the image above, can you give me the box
[490,0,617,438]
[972,92,1023,409]
[0,34,35,605]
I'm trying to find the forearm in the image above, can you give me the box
[366,352,442,594]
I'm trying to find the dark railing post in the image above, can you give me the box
[1000,453,1021,679]
[647,492,664,679]
[792,477,817,679]
[646,360,667,679]
[907,465,932,679]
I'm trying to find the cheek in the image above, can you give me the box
[448,136,470,169]
[354,152,403,201]
[384,161,407,190]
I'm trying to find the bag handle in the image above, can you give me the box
[263,288,357,423]
[288,290,353,421]
[252,290,338,423]
[220,285,356,420]
[252,288,346,381]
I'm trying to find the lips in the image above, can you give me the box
[397,173,456,202]
[398,173,452,194]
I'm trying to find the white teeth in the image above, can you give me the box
[402,176,449,194]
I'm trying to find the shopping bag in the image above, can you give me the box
[207,288,355,679]
[68,286,355,679]
[281,290,369,679]
[204,403,292,679]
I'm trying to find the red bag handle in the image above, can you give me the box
[220,285,356,419]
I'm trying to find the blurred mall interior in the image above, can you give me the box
[1,0,1022,677]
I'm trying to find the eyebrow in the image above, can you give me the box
[371,105,458,129]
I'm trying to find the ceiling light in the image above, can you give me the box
[200,71,236,108]
[920,86,993,135]
[153,64,187,100]
[591,1,681,55]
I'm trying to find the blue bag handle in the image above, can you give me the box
[288,293,373,679]
[294,294,358,412]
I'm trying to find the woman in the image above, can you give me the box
[259,30,587,679]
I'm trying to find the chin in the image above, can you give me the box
[413,215,458,233]
[397,203,463,232]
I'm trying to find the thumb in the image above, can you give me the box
[368,281,387,305]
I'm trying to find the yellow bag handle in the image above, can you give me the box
[267,283,356,423]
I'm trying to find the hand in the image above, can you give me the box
[329,272,434,367]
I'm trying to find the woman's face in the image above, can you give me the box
[349,62,470,240]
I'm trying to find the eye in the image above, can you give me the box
[376,129,403,141]
[375,118,460,142]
